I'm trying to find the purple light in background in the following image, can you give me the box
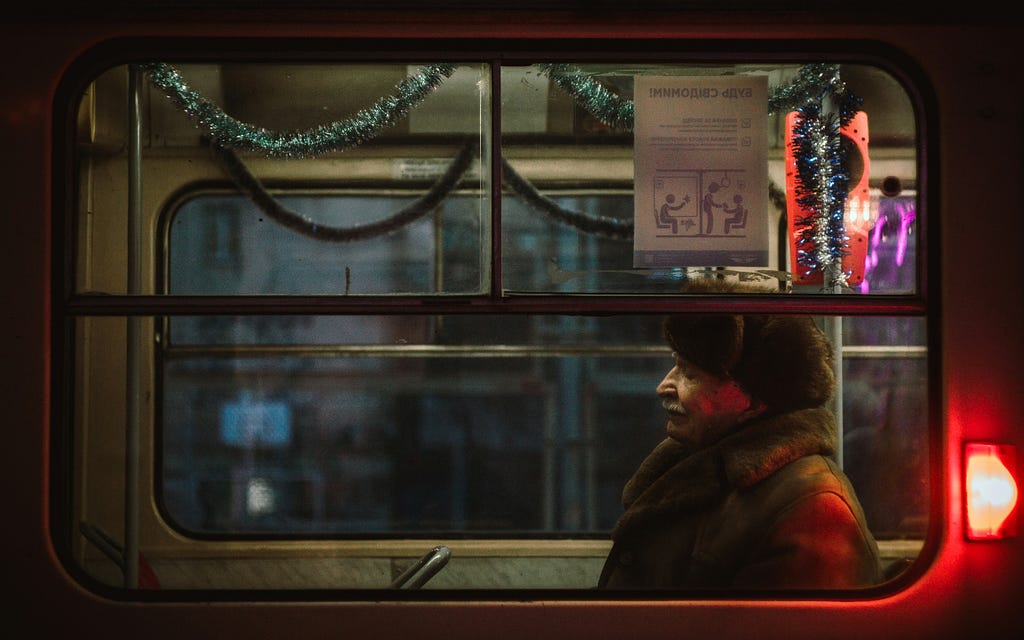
[896,199,916,267]
[861,196,917,294]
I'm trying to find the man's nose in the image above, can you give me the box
[656,373,674,396]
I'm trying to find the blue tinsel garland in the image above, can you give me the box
[788,83,864,288]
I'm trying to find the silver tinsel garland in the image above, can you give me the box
[142,62,456,158]
[788,70,864,289]
[537,62,845,132]
[144,61,860,261]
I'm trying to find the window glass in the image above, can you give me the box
[167,192,485,295]
[160,314,926,540]
[66,53,929,592]
[160,343,669,535]
[75,62,491,296]
[842,354,928,538]
[501,63,917,295]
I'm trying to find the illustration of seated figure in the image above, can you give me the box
[724,194,748,234]
[657,193,689,234]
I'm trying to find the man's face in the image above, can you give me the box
[656,353,763,447]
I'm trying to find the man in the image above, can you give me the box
[598,280,883,590]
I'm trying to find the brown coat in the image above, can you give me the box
[598,407,882,590]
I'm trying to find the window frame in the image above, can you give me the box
[53,36,941,598]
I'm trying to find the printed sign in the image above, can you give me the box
[633,75,769,268]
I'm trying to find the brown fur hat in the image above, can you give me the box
[663,279,835,413]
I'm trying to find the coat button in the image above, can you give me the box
[619,551,635,566]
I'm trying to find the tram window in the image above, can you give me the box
[63,54,930,592]
[159,328,669,535]
[157,319,926,538]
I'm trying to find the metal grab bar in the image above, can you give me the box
[389,545,451,589]
[80,521,162,589]
[80,522,125,569]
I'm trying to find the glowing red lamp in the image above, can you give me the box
[965,442,1018,540]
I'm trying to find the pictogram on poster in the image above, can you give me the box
[633,75,769,268]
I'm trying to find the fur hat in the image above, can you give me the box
[663,279,835,413]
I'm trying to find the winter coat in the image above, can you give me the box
[598,407,883,590]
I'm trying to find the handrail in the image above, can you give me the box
[390,545,452,589]
[79,521,162,589]
[80,522,125,569]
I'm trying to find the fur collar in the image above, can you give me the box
[612,407,837,540]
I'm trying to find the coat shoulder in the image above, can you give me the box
[696,454,882,585]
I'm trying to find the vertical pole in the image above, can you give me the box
[822,79,844,469]
[489,61,501,297]
[124,64,143,588]
[583,371,597,531]
[826,314,844,469]
[542,387,557,531]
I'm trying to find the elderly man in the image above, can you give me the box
[599,281,882,590]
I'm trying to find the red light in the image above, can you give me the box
[965,443,1018,540]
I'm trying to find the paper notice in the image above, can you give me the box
[633,75,769,268]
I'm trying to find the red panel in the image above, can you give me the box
[785,111,871,287]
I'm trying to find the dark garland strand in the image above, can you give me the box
[504,158,789,241]
[216,136,792,244]
[144,62,457,158]
[835,89,865,128]
[501,158,635,240]
[211,139,476,242]
[768,180,788,214]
